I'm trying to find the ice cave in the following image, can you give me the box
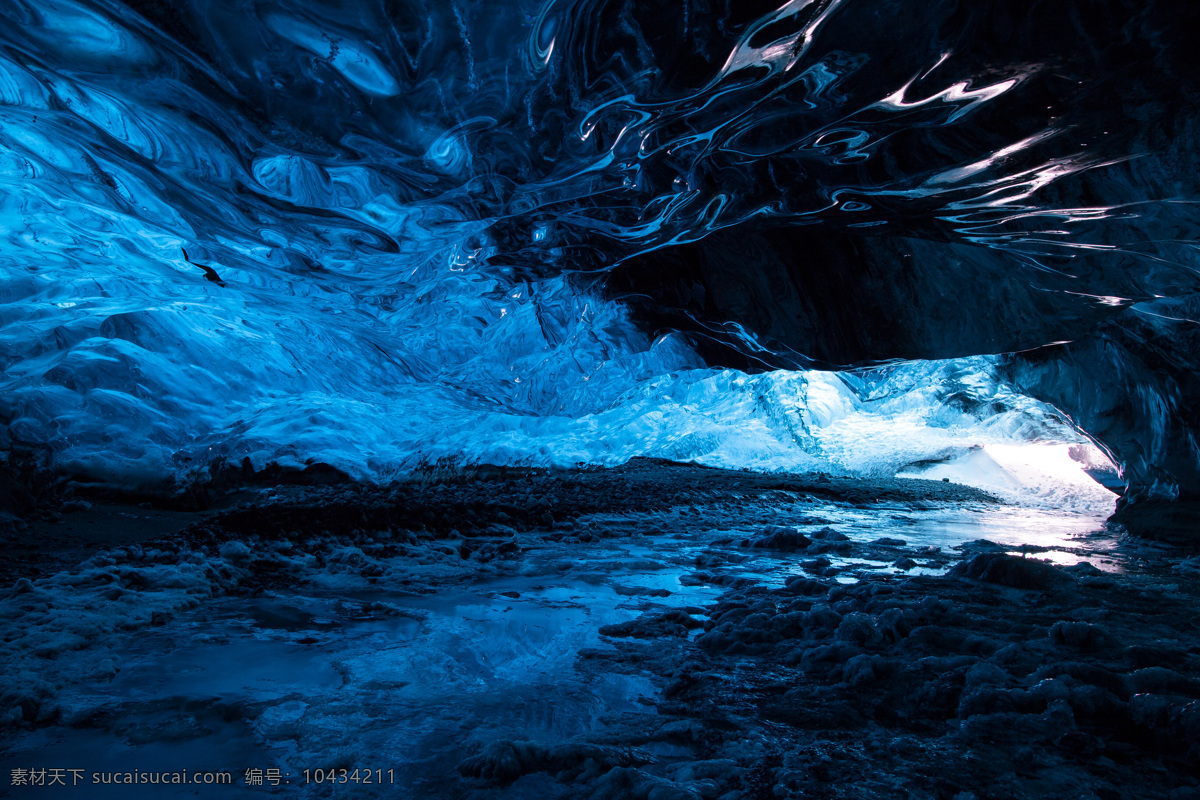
[1,0,1199,797]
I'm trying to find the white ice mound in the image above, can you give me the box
[896,443,1118,515]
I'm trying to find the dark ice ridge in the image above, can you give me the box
[2,462,1197,799]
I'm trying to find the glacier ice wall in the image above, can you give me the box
[0,0,1196,521]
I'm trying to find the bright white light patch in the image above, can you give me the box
[897,442,1118,515]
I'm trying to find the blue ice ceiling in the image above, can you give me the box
[1,0,1197,518]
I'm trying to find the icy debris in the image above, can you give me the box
[872,537,907,547]
[0,541,236,725]
[1172,556,1200,577]
[949,552,1076,591]
[600,609,705,639]
[1048,620,1115,652]
[0,514,513,728]
[739,525,812,551]
[606,554,1200,796]
[737,525,852,556]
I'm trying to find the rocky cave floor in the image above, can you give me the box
[2,459,1200,799]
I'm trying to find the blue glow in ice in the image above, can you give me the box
[1,0,1196,509]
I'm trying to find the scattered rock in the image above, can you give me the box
[949,553,1074,590]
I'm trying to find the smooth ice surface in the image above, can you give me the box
[3,0,1179,501]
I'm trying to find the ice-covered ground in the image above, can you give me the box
[0,468,1135,798]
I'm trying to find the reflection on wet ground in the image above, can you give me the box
[1,492,1128,798]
